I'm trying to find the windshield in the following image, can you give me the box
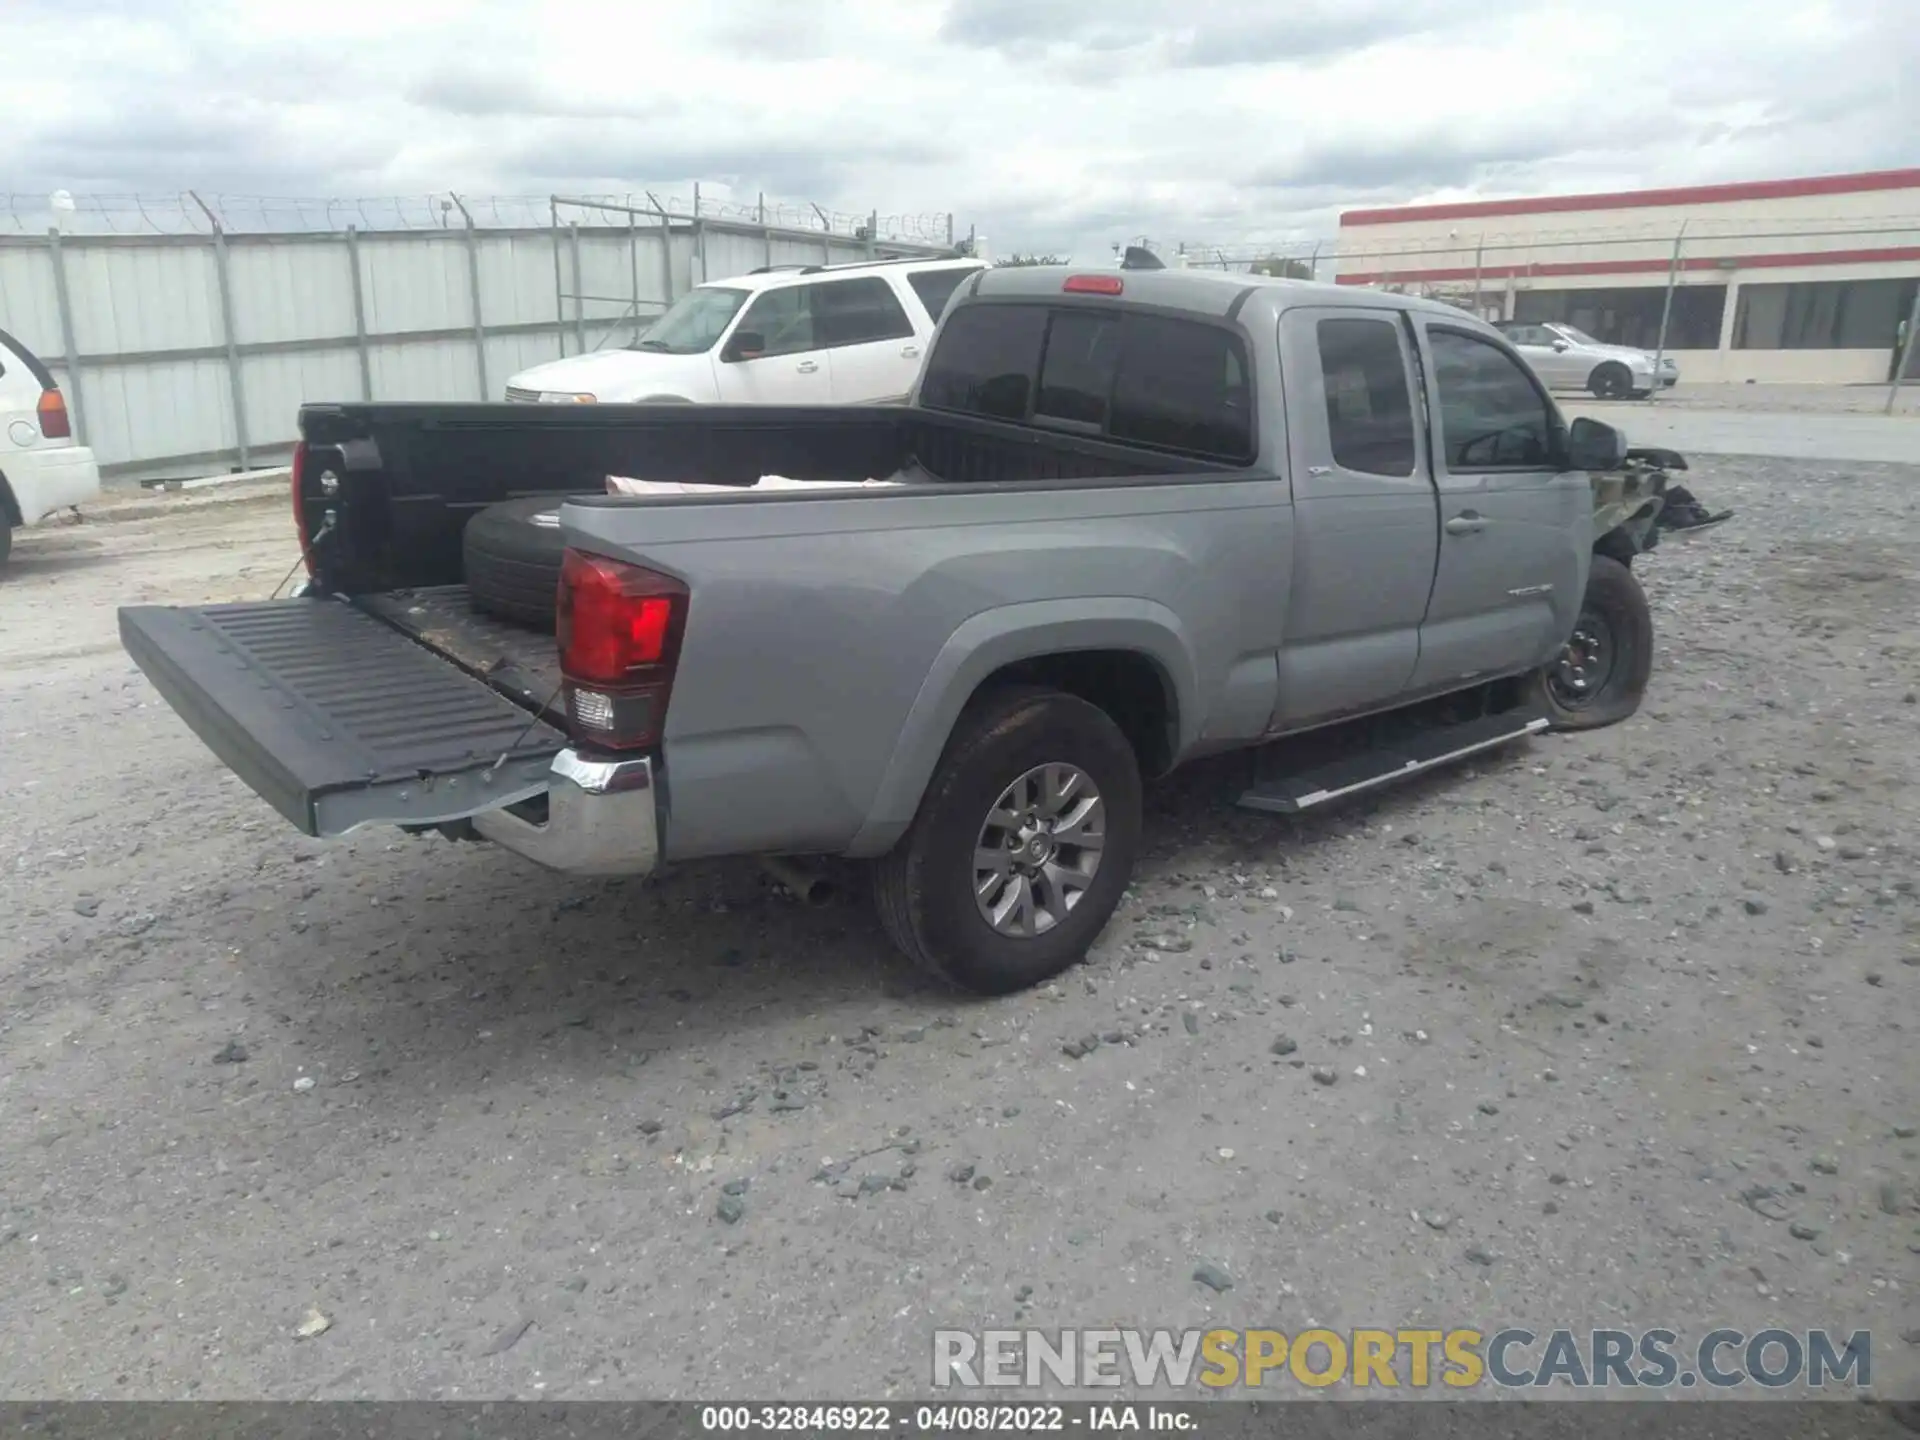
[1554,325,1601,346]
[629,286,749,354]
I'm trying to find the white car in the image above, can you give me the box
[1494,320,1680,400]
[505,256,987,407]
[1,327,100,567]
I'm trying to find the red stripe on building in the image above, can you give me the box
[1338,169,1920,228]
[1333,244,1920,286]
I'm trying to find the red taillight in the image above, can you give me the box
[290,442,316,578]
[36,388,70,440]
[557,548,688,751]
[1063,274,1123,295]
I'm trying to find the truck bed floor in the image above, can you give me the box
[355,586,564,725]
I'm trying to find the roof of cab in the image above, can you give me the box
[969,264,1474,323]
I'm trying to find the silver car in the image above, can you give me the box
[1495,321,1679,399]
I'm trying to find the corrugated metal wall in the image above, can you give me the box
[0,215,948,479]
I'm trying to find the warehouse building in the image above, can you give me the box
[1335,168,1920,384]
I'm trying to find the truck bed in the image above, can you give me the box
[297,401,1220,595]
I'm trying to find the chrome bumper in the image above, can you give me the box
[471,748,660,876]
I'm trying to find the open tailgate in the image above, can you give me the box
[120,599,564,837]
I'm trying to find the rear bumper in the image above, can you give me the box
[6,444,101,526]
[471,749,661,876]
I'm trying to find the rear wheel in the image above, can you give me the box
[1522,554,1653,730]
[1588,363,1632,399]
[873,687,1142,995]
[0,513,12,569]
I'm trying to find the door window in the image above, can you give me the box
[1428,329,1558,470]
[1315,318,1414,477]
[734,285,816,358]
[812,277,915,349]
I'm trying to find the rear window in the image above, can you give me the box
[920,303,1254,462]
[907,268,975,325]
[919,305,1046,421]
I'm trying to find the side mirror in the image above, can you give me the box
[1568,416,1628,471]
[724,331,766,363]
[1551,340,1570,352]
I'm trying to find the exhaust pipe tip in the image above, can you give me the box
[759,856,835,907]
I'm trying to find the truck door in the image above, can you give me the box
[1407,321,1588,691]
[1268,307,1438,729]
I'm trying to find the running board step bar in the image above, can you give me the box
[1237,711,1549,815]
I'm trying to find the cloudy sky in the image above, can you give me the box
[4,0,1915,254]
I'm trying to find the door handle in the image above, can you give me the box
[1445,513,1488,535]
[796,360,819,374]
[901,345,921,358]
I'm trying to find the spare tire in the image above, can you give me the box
[464,497,572,628]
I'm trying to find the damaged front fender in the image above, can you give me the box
[1591,447,1685,559]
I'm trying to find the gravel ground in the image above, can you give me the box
[0,457,1916,1403]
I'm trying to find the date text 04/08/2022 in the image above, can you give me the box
[699,1404,1196,1432]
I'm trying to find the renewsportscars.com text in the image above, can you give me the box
[932,1327,1873,1391]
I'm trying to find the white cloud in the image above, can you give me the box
[2,0,1914,255]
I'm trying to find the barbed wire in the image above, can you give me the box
[0,190,955,244]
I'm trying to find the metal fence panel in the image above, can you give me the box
[0,196,956,478]
[86,357,237,466]
[0,245,60,357]
[358,233,473,336]
[239,349,362,457]
[72,240,225,355]
[228,236,356,347]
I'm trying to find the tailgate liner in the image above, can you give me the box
[121,600,565,837]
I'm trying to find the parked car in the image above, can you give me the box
[121,268,1682,996]
[0,327,100,567]
[504,256,988,407]
[1494,320,1679,399]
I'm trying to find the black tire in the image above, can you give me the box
[1588,363,1632,400]
[1522,554,1653,730]
[873,686,1143,995]
[0,513,12,570]
[463,497,571,627]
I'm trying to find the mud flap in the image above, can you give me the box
[120,599,565,837]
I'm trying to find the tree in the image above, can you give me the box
[1250,256,1315,280]
[997,252,1069,267]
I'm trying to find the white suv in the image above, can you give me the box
[504,256,987,407]
[1,327,100,567]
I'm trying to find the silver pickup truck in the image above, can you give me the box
[120,267,1677,995]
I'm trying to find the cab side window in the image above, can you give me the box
[1428,329,1557,469]
[1315,318,1415,477]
